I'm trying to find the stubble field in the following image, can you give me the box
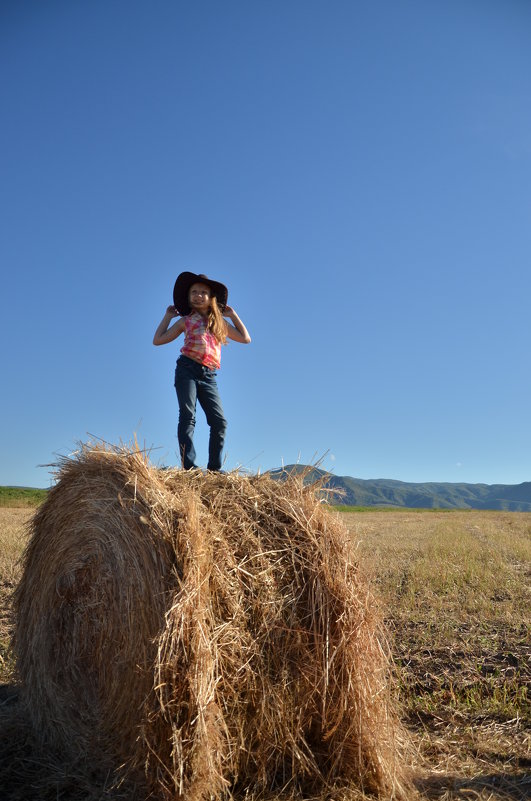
[0,503,529,800]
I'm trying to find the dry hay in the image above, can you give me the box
[13,443,413,800]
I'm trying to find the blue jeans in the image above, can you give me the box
[174,355,227,471]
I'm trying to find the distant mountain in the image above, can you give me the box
[269,466,531,511]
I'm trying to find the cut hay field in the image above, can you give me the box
[1,503,529,800]
[341,508,530,800]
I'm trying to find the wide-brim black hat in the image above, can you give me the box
[173,272,229,316]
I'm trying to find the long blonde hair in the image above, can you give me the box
[207,296,228,344]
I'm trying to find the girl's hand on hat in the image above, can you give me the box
[166,305,179,318]
[223,305,235,318]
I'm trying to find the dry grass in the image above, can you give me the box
[341,509,530,800]
[5,444,410,801]
[1,481,529,800]
[0,507,31,679]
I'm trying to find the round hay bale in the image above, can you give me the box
[14,443,412,800]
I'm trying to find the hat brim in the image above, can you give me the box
[173,272,228,316]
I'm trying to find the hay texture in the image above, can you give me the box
[14,444,411,800]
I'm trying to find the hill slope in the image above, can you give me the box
[269,466,531,511]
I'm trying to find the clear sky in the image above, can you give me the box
[2,0,530,488]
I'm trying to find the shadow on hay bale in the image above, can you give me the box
[13,444,413,800]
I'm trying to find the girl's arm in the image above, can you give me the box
[223,305,251,344]
[153,306,186,346]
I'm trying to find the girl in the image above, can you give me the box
[153,272,251,471]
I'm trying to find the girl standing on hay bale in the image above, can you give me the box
[153,272,251,471]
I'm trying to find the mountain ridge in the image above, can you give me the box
[269,466,531,511]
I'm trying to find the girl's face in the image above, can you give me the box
[189,282,211,314]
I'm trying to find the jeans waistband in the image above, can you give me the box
[178,354,217,372]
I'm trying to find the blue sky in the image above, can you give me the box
[1,0,530,488]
